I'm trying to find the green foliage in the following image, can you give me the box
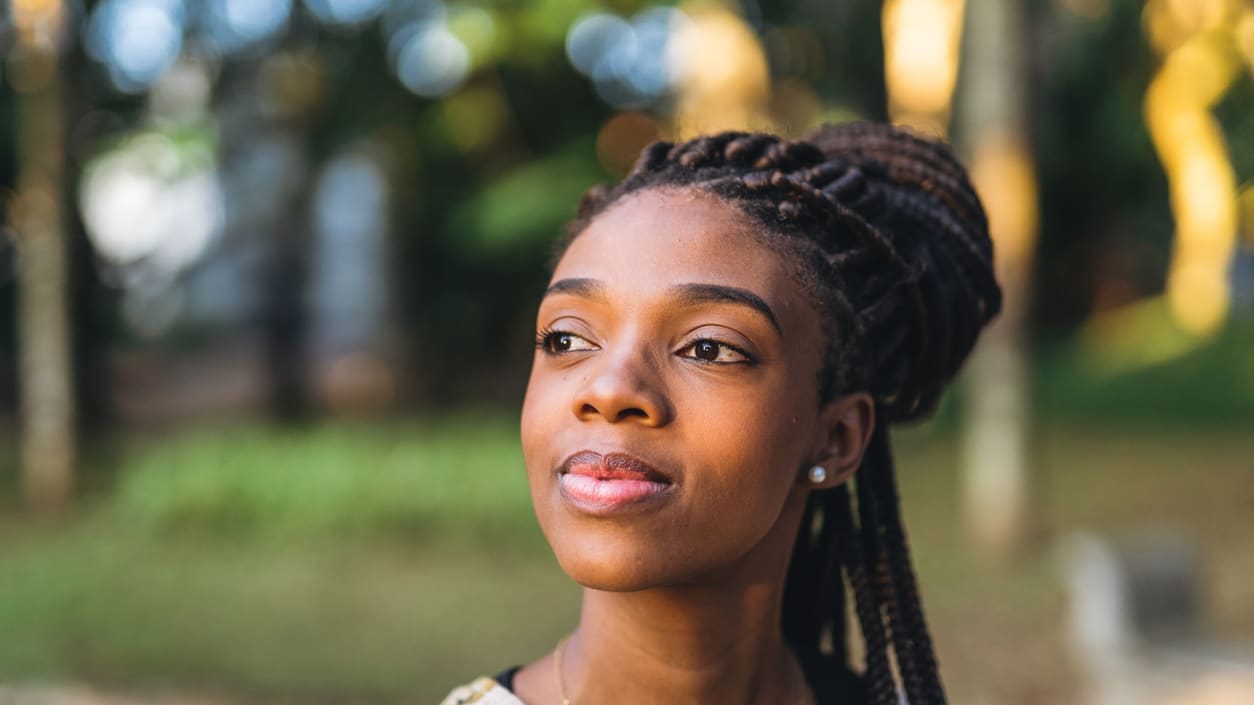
[1037,317,1254,426]
[108,415,540,545]
[1217,74,1254,184]
[448,137,606,255]
[1032,0,1172,338]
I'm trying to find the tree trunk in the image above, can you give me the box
[15,46,75,513]
[955,0,1040,558]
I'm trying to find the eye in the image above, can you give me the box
[679,339,752,364]
[538,330,598,354]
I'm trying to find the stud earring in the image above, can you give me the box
[808,465,827,484]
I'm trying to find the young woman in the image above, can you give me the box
[441,122,1001,705]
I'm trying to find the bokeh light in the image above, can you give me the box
[446,5,497,66]
[1162,0,1233,35]
[85,0,186,93]
[882,0,965,132]
[566,7,683,108]
[304,0,388,27]
[669,1,769,136]
[10,0,67,49]
[566,13,631,76]
[390,21,468,98]
[78,130,224,338]
[79,132,222,275]
[201,0,291,54]
[1144,20,1243,337]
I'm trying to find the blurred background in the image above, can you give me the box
[0,0,1252,703]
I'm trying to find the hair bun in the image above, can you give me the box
[803,123,1002,422]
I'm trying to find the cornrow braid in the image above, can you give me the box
[560,122,1002,705]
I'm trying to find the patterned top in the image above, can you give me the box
[442,652,865,705]
[439,677,526,705]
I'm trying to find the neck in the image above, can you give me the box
[560,492,811,705]
[568,589,798,705]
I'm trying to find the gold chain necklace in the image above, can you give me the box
[552,635,574,705]
[552,635,813,705]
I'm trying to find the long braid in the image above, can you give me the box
[562,122,1002,705]
[851,468,898,703]
[859,425,945,705]
[832,484,897,705]
[868,428,946,705]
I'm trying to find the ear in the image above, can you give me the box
[802,392,875,489]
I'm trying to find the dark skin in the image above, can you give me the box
[515,187,874,705]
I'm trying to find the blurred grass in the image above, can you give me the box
[0,413,1252,704]
[0,414,573,703]
[103,414,539,547]
[0,527,578,702]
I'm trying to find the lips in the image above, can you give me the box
[557,450,674,514]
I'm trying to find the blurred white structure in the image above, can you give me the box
[1061,531,1254,705]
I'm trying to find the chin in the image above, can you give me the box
[549,535,690,592]
[556,557,674,592]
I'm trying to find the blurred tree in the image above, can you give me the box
[1,66,16,421]
[10,0,75,512]
[1033,0,1171,338]
[956,0,1041,557]
[3,0,1245,448]
[215,45,321,423]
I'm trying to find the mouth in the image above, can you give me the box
[556,450,675,515]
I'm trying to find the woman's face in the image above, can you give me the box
[520,187,839,591]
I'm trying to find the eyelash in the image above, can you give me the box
[679,339,755,365]
[535,327,591,353]
[534,328,755,365]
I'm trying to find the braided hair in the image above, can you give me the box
[558,123,1001,705]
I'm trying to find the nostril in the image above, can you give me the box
[577,403,650,421]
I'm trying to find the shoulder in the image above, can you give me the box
[439,676,527,705]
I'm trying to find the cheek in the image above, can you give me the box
[670,378,812,535]
[519,372,542,458]
[698,369,812,462]
[521,355,567,436]
[520,369,556,480]
[519,365,569,520]
[701,395,807,512]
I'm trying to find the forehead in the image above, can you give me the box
[555,187,802,309]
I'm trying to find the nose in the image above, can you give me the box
[572,343,672,426]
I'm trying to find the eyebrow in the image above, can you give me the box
[671,283,782,335]
[543,277,606,300]
[543,278,782,335]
